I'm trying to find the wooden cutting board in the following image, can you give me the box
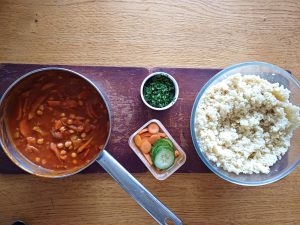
[0,64,221,173]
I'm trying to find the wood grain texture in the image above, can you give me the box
[0,0,300,225]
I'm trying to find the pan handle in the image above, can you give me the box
[96,150,182,225]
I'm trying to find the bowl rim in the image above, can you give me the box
[190,61,300,186]
[140,72,179,111]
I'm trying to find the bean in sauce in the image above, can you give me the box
[7,74,109,171]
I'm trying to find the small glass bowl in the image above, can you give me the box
[128,119,186,180]
[140,72,179,111]
[191,61,300,186]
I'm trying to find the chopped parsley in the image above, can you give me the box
[143,74,175,108]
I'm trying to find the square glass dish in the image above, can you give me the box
[128,119,186,180]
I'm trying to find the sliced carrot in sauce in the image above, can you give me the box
[83,148,91,158]
[22,98,29,117]
[72,138,82,150]
[90,105,99,118]
[140,140,151,154]
[78,91,88,99]
[149,134,161,144]
[21,91,30,97]
[86,103,98,118]
[31,96,47,113]
[84,123,92,133]
[25,144,39,153]
[54,120,63,130]
[63,100,78,108]
[72,119,84,126]
[134,134,142,148]
[50,142,61,161]
[143,153,153,165]
[16,99,22,121]
[77,136,93,153]
[19,119,31,137]
[41,83,55,90]
[47,100,61,107]
[86,103,94,119]
[75,116,85,121]
[148,123,159,134]
[175,150,180,157]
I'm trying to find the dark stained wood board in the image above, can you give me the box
[0,64,221,174]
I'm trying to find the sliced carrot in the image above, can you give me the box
[158,132,167,138]
[25,144,39,153]
[21,91,30,97]
[41,83,55,90]
[149,134,161,144]
[86,103,95,119]
[31,96,47,113]
[19,119,31,137]
[50,142,61,161]
[62,100,78,108]
[71,138,82,150]
[16,99,22,121]
[175,150,180,157]
[77,136,93,153]
[138,128,148,135]
[85,101,96,118]
[140,140,151,154]
[90,103,99,118]
[78,91,88,99]
[148,123,159,134]
[140,132,152,138]
[47,100,61,107]
[141,137,151,144]
[54,120,63,130]
[84,123,92,133]
[134,134,142,148]
[143,153,153,165]
[83,148,91,158]
[22,98,29,117]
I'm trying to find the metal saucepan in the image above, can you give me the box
[0,67,182,225]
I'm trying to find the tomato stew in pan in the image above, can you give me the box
[7,73,109,171]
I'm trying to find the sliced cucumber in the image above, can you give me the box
[151,138,175,170]
[151,144,173,160]
[152,143,171,154]
[153,138,173,149]
[162,138,173,148]
[152,146,175,170]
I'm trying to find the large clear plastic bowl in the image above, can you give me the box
[190,62,300,186]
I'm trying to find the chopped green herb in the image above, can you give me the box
[143,75,175,108]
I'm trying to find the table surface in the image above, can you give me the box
[0,0,300,224]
